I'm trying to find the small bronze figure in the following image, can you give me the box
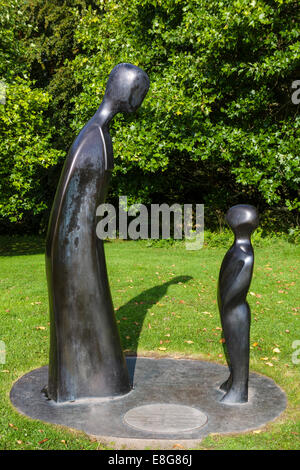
[217,204,259,404]
[45,64,150,402]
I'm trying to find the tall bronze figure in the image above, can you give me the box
[45,64,150,402]
[217,204,259,404]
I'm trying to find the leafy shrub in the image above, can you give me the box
[0,0,299,232]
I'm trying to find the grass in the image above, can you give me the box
[0,234,299,450]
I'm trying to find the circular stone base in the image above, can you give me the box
[10,357,286,445]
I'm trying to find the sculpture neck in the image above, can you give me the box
[234,234,252,246]
[94,99,118,127]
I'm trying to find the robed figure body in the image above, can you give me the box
[45,64,149,402]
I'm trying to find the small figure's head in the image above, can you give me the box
[104,63,150,114]
[226,204,259,238]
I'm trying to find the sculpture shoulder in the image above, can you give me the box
[67,121,110,172]
[224,243,253,265]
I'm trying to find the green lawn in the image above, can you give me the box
[0,235,299,450]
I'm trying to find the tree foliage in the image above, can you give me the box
[0,0,299,232]
[0,79,63,230]
[0,0,28,80]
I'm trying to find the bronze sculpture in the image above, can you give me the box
[45,63,150,402]
[217,204,259,404]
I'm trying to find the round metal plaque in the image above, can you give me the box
[124,404,208,434]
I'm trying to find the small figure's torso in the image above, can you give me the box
[218,242,254,310]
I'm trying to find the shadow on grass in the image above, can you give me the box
[0,236,45,256]
[0,237,120,257]
[116,275,193,378]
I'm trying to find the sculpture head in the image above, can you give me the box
[226,204,259,239]
[103,63,150,115]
